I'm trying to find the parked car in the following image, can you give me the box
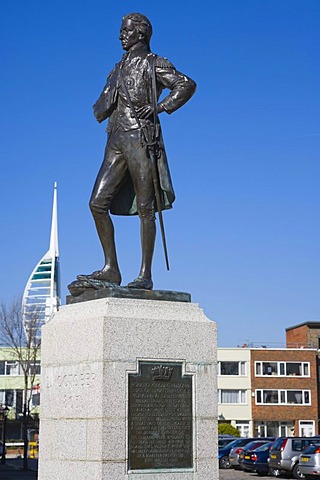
[238,439,274,470]
[219,438,250,469]
[241,441,274,476]
[218,438,236,449]
[269,436,320,478]
[229,437,274,469]
[298,443,320,478]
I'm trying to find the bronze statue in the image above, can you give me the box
[69,13,196,295]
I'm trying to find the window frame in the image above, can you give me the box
[29,360,41,376]
[218,361,247,376]
[255,361,310,377]
[0,360,21,376]
[255,389,311,405]
[218,389,247,404]
[0,360,41,376]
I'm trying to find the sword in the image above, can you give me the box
[143,125,170,271]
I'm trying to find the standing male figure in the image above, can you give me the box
[85,13,196,290]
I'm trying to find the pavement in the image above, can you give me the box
[220,468,263,479]
[0,459,38,479]
[0,461,261,480]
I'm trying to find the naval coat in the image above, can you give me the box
[93,49,196,216]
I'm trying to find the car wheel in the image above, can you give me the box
[292,463,305,479]
[219,455,230,469]
[269,467,282,477]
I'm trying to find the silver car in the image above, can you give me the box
[229,438,256,468]
[269,437,320,479]
[298,443,320,478]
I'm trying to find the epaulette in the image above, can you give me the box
[155,55,175,69]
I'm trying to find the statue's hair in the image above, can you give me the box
[123,13,153,46]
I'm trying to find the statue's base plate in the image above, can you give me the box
[66,286,191,305]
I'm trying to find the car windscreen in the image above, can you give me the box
[218,439,234,448]
[219,438,240,450]
[243,440,268,451]
[254,442,273,452]
[302,444,320,455]
[270,437,285,451]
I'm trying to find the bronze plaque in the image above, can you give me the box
[128,361,193,470]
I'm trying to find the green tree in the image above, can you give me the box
[218,423,240,437]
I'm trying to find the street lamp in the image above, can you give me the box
[0,405,9,465]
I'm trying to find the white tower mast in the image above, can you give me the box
[22,183,61,340]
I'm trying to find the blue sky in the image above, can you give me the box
[1,1,319,347]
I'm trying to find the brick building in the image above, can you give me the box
[286,322,320,349]
[251,348,318,437]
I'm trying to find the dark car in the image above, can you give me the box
[219,437,255,469]
[242,441,274,476]
[219,434,236,439]
[238,439,274,470]
[230,437,275,469]
[218,438,236,449]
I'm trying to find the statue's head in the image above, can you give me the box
[120,13,153,51]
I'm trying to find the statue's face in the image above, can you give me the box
[119,19,140,51]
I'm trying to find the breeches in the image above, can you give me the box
[90,128,155,220]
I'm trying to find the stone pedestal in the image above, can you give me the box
[38,297,218,479]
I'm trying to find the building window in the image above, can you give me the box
[255,421,293,437]
[235,422,250,438]
[279,422,292,437]
[0,389,24,411]
[299,420,315,437]
[7,361,19,375]
[219,361,246,376]
[262,362,277,375]
[29,361,41,375]
[0,361,21,376]
[16,390,23,413]
[219,389,247,404]
[255,389,311,405]
[256,423,267,437]
[255,361,309,377]
[5,390,14,406]
[32,392,40,407]
[286,362,309,376]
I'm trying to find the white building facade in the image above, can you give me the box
[217,348,252,437]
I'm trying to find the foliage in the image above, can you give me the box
[218,423,241,437]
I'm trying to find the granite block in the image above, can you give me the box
[41,361,104,419]
[39,297,218,479]
[39,459,102,480]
